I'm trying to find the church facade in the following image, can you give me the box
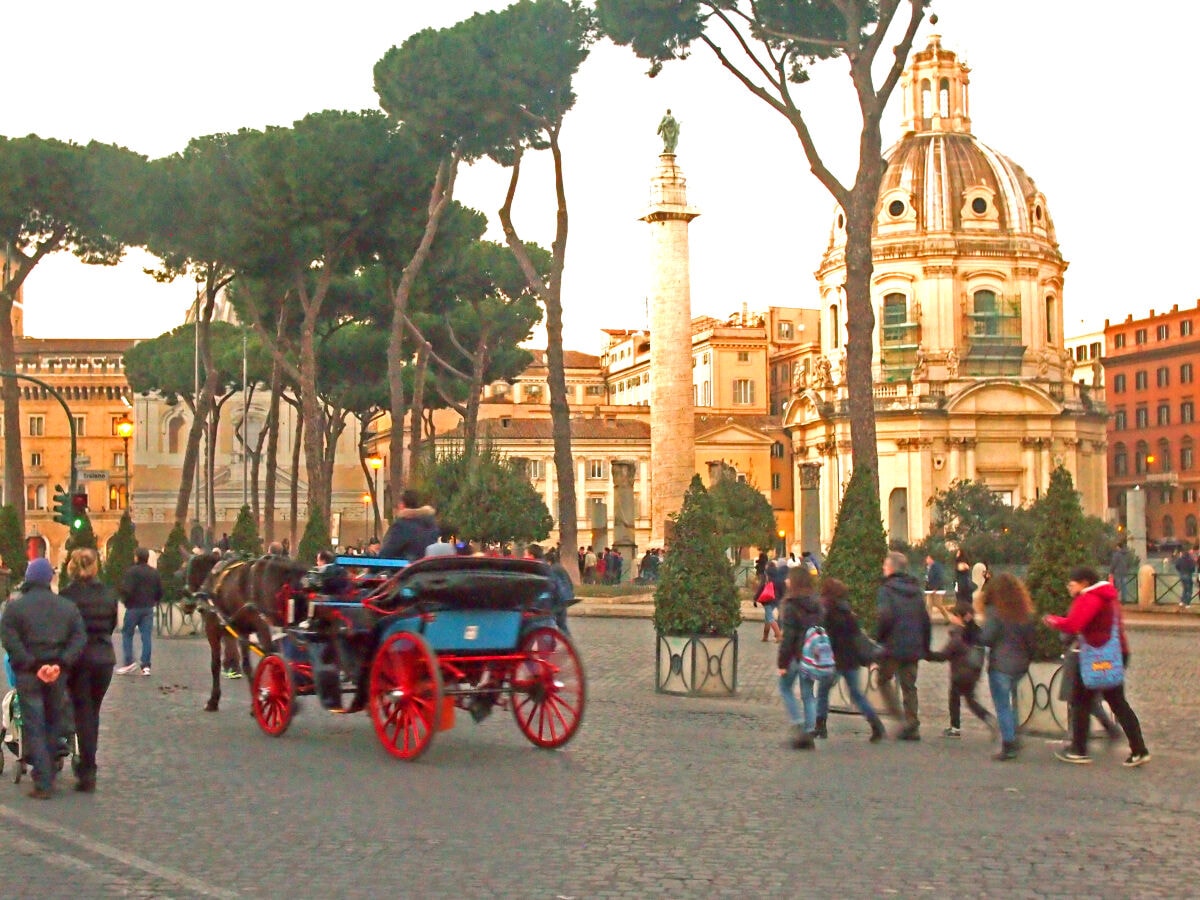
[783,35,1108,550]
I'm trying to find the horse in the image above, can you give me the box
[184,553,309,712]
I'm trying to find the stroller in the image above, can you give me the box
[1,656,79,783]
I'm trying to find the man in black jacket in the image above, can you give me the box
[117,548,163,676]
[875,551,932,740]
[0,557,86,798]
[378,491,439,561]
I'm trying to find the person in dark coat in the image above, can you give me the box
[776,567,823,749]
[924,554,946,593]
[979,573,1036,761]
[117,548,163,675]
[952,549,975,607]
[928,602,995,739]
[814,578,885,742]
[0,557,86,798]
[379,490,439,561]
[875,551,932,740]
[59,548,117,792]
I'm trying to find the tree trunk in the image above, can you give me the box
[463,337,489,461]
[262,364,283,543]
[0,290,25,533]
[842,184,881,489]
[173,289,219,525]
[298,321,328,525]
[407,343,429,478]
[289,406,302,550]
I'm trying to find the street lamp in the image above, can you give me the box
[777,528,786,558]
[116,416,133,512]
[362,492,372,546]
[365,454,383,538]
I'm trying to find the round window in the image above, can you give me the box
[971,197,988,215]
[1035,205,1043,221]
[888,199,905,217]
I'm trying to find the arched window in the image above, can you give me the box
[1158,438,1172,472]
[1135,440,1149,474]
[973,289,999,336]
[1162,515,1175,538]
[1186,514,1198,538]
[920,78,931,119]
[938,77,950,117]
[1113,443,1128,476]
[167,416,185,455]
[1045,296,1055,343]
[1181,437,1194,471]
[109,484,127,511]
[828,304,840,349]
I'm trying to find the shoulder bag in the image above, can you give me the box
[1078,601,1124,690]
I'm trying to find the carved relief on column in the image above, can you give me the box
[611,459,638,551]
[798,462,821,490]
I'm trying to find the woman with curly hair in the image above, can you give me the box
[979,573,1036,761]
[60,548,118,792]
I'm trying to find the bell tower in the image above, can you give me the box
[900,34,972,135]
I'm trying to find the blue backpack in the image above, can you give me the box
[799,626,837,682]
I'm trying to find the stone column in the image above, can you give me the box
[640,153,699,543]
[611,460,638,583]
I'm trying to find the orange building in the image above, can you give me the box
[1104,301,1200,546]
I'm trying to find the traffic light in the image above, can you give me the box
[71,492,89,531]
[52,485,72,526]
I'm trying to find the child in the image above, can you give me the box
[928,602,995,737]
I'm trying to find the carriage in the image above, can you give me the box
[248,555,585,760]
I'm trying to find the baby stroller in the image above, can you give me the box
[1,656,79,783]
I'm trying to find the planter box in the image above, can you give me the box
[655,632,738,696]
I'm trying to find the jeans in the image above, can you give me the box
[14,672,65,791]
[67,658,113,781]
[877,658,920,730]
[1181,576,1194,607]
[1070,681,1147,757]
[122,606,155,667]
[987,670,1018,744]
[762,601,779,626]
[816,667,878,720]
[778,662,817,731]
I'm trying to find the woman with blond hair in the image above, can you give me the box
[59,548,118,792]
[979,573,1036,761]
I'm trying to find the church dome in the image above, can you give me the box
[825,35,1057,252]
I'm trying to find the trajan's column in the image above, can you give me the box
[640,109,698,543]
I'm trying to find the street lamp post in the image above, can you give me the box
[116,416,134,512]
[362,493,372,546]
[366,455,383,539]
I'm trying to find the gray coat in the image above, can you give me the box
[1,584,87,673]
[979,616,1035,677]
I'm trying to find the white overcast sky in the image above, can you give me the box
[5,1,1197,352]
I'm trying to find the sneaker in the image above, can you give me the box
[942,727,961,738]
[1123,751,1151,768]
[140,667,151,677]
[116,663,139,675]
[1054,748,1092,764]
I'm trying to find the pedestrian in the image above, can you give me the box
[776,566,823,749]
[875,551,931,740]
[755,551,769,591]
[0,557,86,798]
[116,548,163,676]
[928,601,995,740]
[1045,566,1150,767]
[1109,539,1130,603]
[801,551,820,574]
[217,532,231,552]
[528,544,575,634]
[583,546,598,584]
[58,548,117,792]
[1173,546,1195,609]
[813,577,885,742]
[379,490,439,560]
[597,549,608,584]
[976,574,1035,760]
[924,554,946,594]
[756,559,782,642]
[952,549,975,607]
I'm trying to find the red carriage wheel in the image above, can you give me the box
[511,627,585,749]
[369,631,443,760]
[252,654,294,737]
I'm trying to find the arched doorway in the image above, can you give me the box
[888,488,909,545]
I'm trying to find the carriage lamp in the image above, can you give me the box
[365,455,383,538]
[116,416,134,511]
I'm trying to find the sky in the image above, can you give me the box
[5,1,1198,354]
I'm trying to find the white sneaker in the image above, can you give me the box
[140,667,151,677]
[116,663,139,675]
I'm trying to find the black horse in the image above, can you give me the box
[185,554,308,712]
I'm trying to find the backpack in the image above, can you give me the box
[799,625,837,682]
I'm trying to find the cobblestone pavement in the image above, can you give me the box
[1,618,1197,898]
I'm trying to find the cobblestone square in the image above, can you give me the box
[1,617,1197,898]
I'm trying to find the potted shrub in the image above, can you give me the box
[654,476,741,695]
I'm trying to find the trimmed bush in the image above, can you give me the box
[0,504,27,583]
[1026,466,1089,660]
[102,512,138,590]
[157,521,190,604]
[297,514,331,566]
[822,466,888,631]
[653,475,741,637]
[230,504,263,556]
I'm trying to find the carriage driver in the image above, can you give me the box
[379,490,439,561]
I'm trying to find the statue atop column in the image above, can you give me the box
[657,109,680,154]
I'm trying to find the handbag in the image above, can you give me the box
[852,631,881,666]
[1078,602,1124,690]
[758,580,776,603]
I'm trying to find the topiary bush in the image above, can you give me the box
[297,514,331,566]
[822,465,888,632]
[1025,466,1089,661]
[230,504,263,556]
[102,511,137,590]
[653,475,741,637]
[157,521,190,604]
[0,504,27,584]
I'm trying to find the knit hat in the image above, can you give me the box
[26,557,54,586]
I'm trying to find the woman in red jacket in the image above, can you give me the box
[1043,566,1150,767]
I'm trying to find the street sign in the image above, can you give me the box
[74,454,91,467]
[79,470,109,482]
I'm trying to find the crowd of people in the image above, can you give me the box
[774,550,1151,768]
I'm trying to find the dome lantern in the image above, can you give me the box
[900,34,971,135]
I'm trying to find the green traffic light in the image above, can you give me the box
[72,517,83,530]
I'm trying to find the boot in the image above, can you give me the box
[993,741,1018,761]
[792,725,815,750]
[867,715,886,743]
[814,716,828,739]
[762,623,770,642]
